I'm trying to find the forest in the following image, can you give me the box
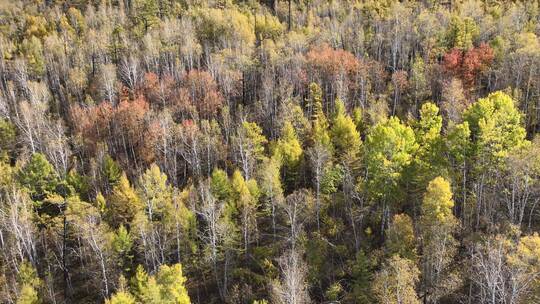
[0,0,540,303]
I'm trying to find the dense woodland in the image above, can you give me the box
[1,0,540,303]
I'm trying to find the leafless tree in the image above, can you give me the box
[271,248,310,304]
[100,64,117,103]
[119,56,141,93]
[280,190,313,250]
[306,144,329,231]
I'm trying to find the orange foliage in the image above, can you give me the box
[443,43,494,87]
[178,70,224,118]
[70,95,156,167]
[306,44,360,80]
[143,72,176,107]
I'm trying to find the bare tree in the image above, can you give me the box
[280,190,313,250]
[0,189,37,267]
[100,64,117,103]
[306,144,329,231]
[195,180,233,300]
[271,248,310,304]
[119,56,141,93]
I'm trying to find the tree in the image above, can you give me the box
[306,143,330,231]
[445,16,478,50]
[440,78,468,123]
[350,250,374,304]
[234,121,268,180]
[271,248,310,304]
[275,121,303,171]
[442,43,494,88]
[280,190,314,249]
[0,118,16,158]
[419,177,459,303]
[464,91,527,164]
[178,70,224,118]
[258,156,283,238]
[309,83,331,150]
[106,290,136,304]
[306,45,359,105]
[413,102,446,189]
[471,232,540,304]
[497,141,540,227]
[99,64,118,102]
[16,261,41,304]
[274,121,303,187]
[372,255,420,304]
[463,91,528,226]
[231,170,259,253]
[330,99,361,160]
[106,173,143,228]
[195,180,234,299]
[113,225,133,273]
[18,153,60,203]
[133,0,159,33]
[385,214,416,261]
[110,264,190,304]
[364,117,418,231]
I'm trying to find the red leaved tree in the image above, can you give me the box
[178,70,224,118]
[442,43,494,88]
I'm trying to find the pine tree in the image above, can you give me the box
[18,153,60,203]
[106,173,143,228]
[330,99,361,160]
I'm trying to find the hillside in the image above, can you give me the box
[1,0,540,303]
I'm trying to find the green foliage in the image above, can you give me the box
[16,261,41,304]
[20,36,45,75]
[325,282,343,301]
[133,0,159,34]
[131,264,191,304]
[138,164,174,221]
[464,91,528,165]
[447,122,472,165]
[242,122,268,158]
[309,83,332,150]
[107,276,136,304]
[330,99,361,159]
[103,155,123,189]
[350,250,374,304]
[364,117,418,203]
[18,153,60,203]
[275,121,303,170]
[113,225,134,272]
[320,164,343,195]
[66,169,90,200]
[106,291,136,304]
[190,7,255,50]
[413,102,447,187]
[255,14,284,41]
[210,168,232,201]
[446,16,479,50]
[0,118,16,158]
[385,214,417,260]
[106,173,143,228]
[305,235,328,285]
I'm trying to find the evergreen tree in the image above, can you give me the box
[106,173,143,228]
[330,99,361,160]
